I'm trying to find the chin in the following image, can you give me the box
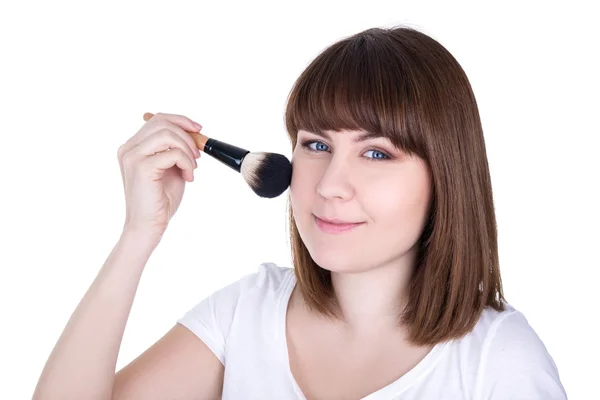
[307,247,369,274]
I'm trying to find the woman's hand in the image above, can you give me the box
[117,112,202,238]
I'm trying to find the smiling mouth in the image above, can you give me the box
[313,215,366,234]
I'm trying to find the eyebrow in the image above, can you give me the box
[303,129,385,143]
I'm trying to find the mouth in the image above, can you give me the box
[313,214,366,234]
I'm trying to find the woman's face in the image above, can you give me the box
[290,128,432,274]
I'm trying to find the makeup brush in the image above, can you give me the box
[143,112,292,198]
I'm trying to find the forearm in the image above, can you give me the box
[33,229,160,400]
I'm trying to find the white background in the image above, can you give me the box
[1,1,598,398]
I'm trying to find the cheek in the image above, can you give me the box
[364,169,432,235]
[289,159,315,211]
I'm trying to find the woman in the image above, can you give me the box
[33,26,566,399]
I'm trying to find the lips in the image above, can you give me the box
[313,214,365,233]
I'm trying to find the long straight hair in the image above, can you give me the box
[283,26,505,346]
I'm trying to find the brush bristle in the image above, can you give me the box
[241,152,292,198]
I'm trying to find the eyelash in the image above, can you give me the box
[299,139,392,161]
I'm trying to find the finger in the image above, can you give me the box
[143,147,196,182]
[134,129,198,167]
[145,112,202,133]
[121,118,201,160]
[159,121,201,158]
[147,113,202,158]
[119,118,201,160]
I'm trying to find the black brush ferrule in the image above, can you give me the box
[203,138,250,173]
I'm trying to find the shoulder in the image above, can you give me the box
[218,262,294,306]
[239,261,294,294]
[180,261,293,318]
[176,262,294,364]
[187,261,292,307]
[466,303,567,399]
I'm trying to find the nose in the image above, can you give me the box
[316,156,354,200]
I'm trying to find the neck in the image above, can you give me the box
[330,250,417,335]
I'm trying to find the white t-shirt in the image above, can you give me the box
[177,263,567,399]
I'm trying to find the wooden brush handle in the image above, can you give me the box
[143,112,209,151]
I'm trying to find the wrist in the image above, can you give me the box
[119,226,162,253]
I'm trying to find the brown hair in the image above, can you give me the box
[283,25,505,346]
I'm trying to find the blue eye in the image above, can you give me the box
[365,150,388,160]
[312,141,329,151]
[300,140,329,152]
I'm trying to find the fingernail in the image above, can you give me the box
[192,121,202,130]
